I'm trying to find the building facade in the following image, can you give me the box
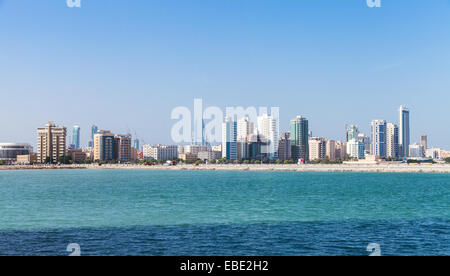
[0,143,33,163]
[278,132,291,161]
[93,130,115,162]
[222,117,237,160]
[399,106,410,157]
[114,135,132,163]
[72,125,81,149]
[347,139,365,159]
[409,143,425,158]
[371,120,387,158]
[143,145,178,161]
[37,121,67,163]
[386,123,399,159]
[257,114,279,159]
[290,116,309,163]
[309,137,327,161]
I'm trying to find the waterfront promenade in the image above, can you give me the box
[1,163,450,173]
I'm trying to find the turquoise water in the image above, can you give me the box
[0,170,449,255]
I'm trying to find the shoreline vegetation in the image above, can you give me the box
[1,163,450,173]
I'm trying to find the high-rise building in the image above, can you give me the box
[346,125,359,142]
[335,141,346,160]
[93,130,115,161]
[399,106,410,157]
[386,123,399,158]
[133,138,140,151]
[420,134,428,151]
[309,137,327,161]
[248,134,267,160]
[89,125,98,147]
[257,114,279,159]
[236,117,254,160]
[278,132,291,161]
[371,120,387,158]
[37,121,67,163]
[237,117,254,142]
[72,125,81,149]
[222,117,237,160]
[326,140,336,161]
[290,116,309,163]
[357,133,371,155]
[114,135,132,163]
[347,139,365,159]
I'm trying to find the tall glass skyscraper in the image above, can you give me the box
[133,138,140,151]
[399,106,410,158]
[72,125,81,149]
[89,125,98,147]
[290,116,309,163]
[222,117,237,160]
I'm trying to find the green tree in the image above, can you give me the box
[444,158,450,164]
[58,156,72,164]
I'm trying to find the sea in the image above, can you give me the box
[0,170,448,256]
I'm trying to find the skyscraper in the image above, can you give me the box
[346,125,359,142]
[236,117,254,160]
[420,134,428,151]
[257,114,279,159]
[133,138,140,152]
[399,106,410,157]
[222,117,237,160]
[72,125,80,149]
[357,133,371,155]
[290,116,309,163]
[347,139,365,159]
[94,130,115,161]
[371,120,387,158]
[114,135,132,163]
[37,121,67,163]
[309,137,327,161]
[278,132,291,161]
[89,125,98,147]
[386,123,399,158]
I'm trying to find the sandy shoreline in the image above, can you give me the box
[1,163,450,173]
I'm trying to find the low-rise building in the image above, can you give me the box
[0,143,33,163]
[67,148,87,164]
[143,145,178,161]
[16,154,37,165]
[198,151,222,161]
[178,152,198,163]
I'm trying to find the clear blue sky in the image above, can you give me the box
[1,0,449,148]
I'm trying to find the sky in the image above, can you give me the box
[0,0,449,148]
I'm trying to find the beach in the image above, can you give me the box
[1,163,450,173]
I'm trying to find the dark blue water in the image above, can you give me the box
[0,170,449,256]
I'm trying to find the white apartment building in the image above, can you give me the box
[143,145,178,161]
[309,137,327,161]
[257,114,279,159]
[347,138,365,159]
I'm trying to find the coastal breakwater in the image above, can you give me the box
[2,164,450,173]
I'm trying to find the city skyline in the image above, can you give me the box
[1,1,450,148]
